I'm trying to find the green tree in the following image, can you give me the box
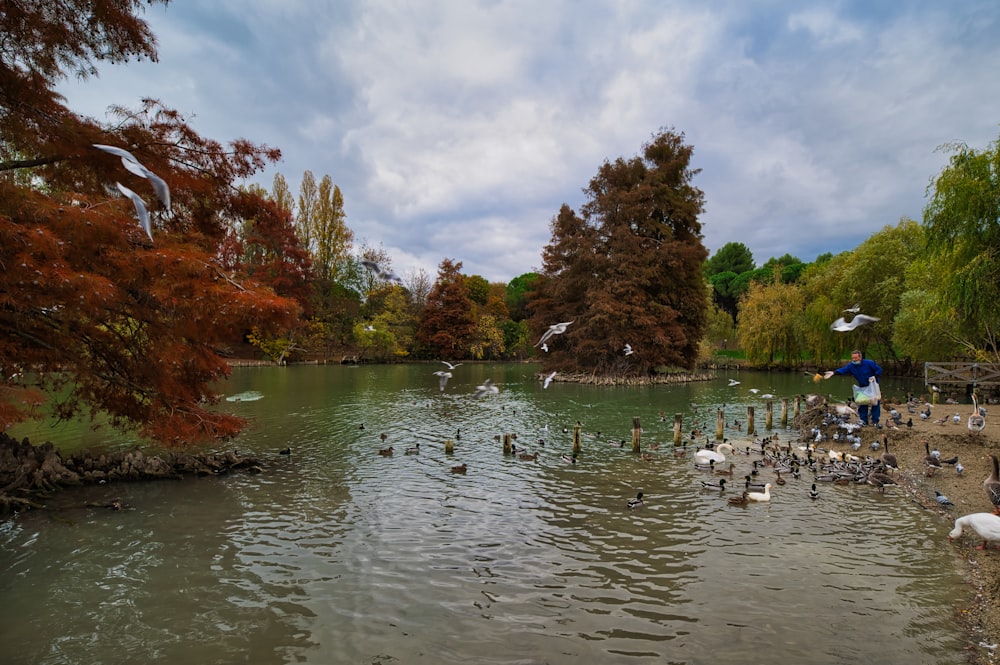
[506,272,538,321]
[465,274,490,306]
[737,279,804,366]
[923,134,1000,359]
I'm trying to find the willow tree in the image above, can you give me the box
[736,279,805,366]
[923,134,1000,359]
[530,129,709,376]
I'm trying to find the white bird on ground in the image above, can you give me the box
[535,321,574,347]
[829,314,880,332]
[432,370,452,391]
[949,513,1000,549]
[94,143,171,214]
[473,379,499,398]
[623,343,633,356]
[542,371,557,389]
[114,182,152,241]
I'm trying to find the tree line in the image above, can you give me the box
[2,3,997,444]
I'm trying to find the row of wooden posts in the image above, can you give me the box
[498,396,804,455]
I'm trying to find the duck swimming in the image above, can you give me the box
[627,492,645,509]
[746,483,772,502]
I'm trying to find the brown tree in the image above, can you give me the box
[416,259,475,359]
[0,1,303,442]
[530,129,709,376]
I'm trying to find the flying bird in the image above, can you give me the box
[534,321,574,347]
[114,182,152,241]
[440,361,463,370]
[542,371,557,389]
[829,314,880,332]
[432,370,452,391]
[361,259,403,283]
[473,378,499,398]
[623,343,634,356]
[94,143,171,214]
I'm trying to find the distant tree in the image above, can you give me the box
[706,242,754,276]
[737,279,804,366]
[416,259,476,358]
[506,272,538,321]
[465,274,490,306]
[923,134,1000,359]
[469,314,505,360]
[0,2,300,442]
[530,129,709,374]
[270,173,295,218]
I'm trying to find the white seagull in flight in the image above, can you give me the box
[94,143,171,214]
[535,321,574,347]
[543,371,557,389]
[830,314,880,332]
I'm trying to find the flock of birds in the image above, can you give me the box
[349,375,1000,551]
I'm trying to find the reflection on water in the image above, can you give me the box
[1,365,971,664]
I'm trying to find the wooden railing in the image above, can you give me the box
[924,362,1000,387]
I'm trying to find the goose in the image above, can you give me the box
[746,483,772,502]
[948,513,1000,549]
[867,468,897,493]
[627,492,644,509]
[969,394,986,435]
[693,443,735,465]
[924,441,942,476]
[880,435,898,474]
[984,454,1000,514]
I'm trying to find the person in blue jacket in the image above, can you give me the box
[823,349,883,427]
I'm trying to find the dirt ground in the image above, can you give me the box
[798,394,1000,663]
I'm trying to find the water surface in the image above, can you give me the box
[1,365,970,664]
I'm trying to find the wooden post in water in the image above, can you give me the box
[716,409,725,440]
[444,439,454,454]
[746,406,756,435]
[502,433,512,455]
[673,413,683,446]
[573,425,582,454]
[794,395,801,418]
[632,416,642,453]
[781,398,789,426]
[764,400,773,430]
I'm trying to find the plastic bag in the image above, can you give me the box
[852,382,881,405]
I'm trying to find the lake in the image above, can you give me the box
[0,364,971,664]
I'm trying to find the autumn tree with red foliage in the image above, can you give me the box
[1,1,306,443]
[416,259,476,359]
[530,129,710,376]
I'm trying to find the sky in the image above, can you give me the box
[58,1,1000,283]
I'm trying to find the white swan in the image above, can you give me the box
[693,442,735,465]
[948,513,1000,549]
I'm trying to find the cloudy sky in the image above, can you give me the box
[59,1,1000,283]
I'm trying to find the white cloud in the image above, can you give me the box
[54,1,1000,281]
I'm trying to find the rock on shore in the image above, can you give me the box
[0,432,262,514]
